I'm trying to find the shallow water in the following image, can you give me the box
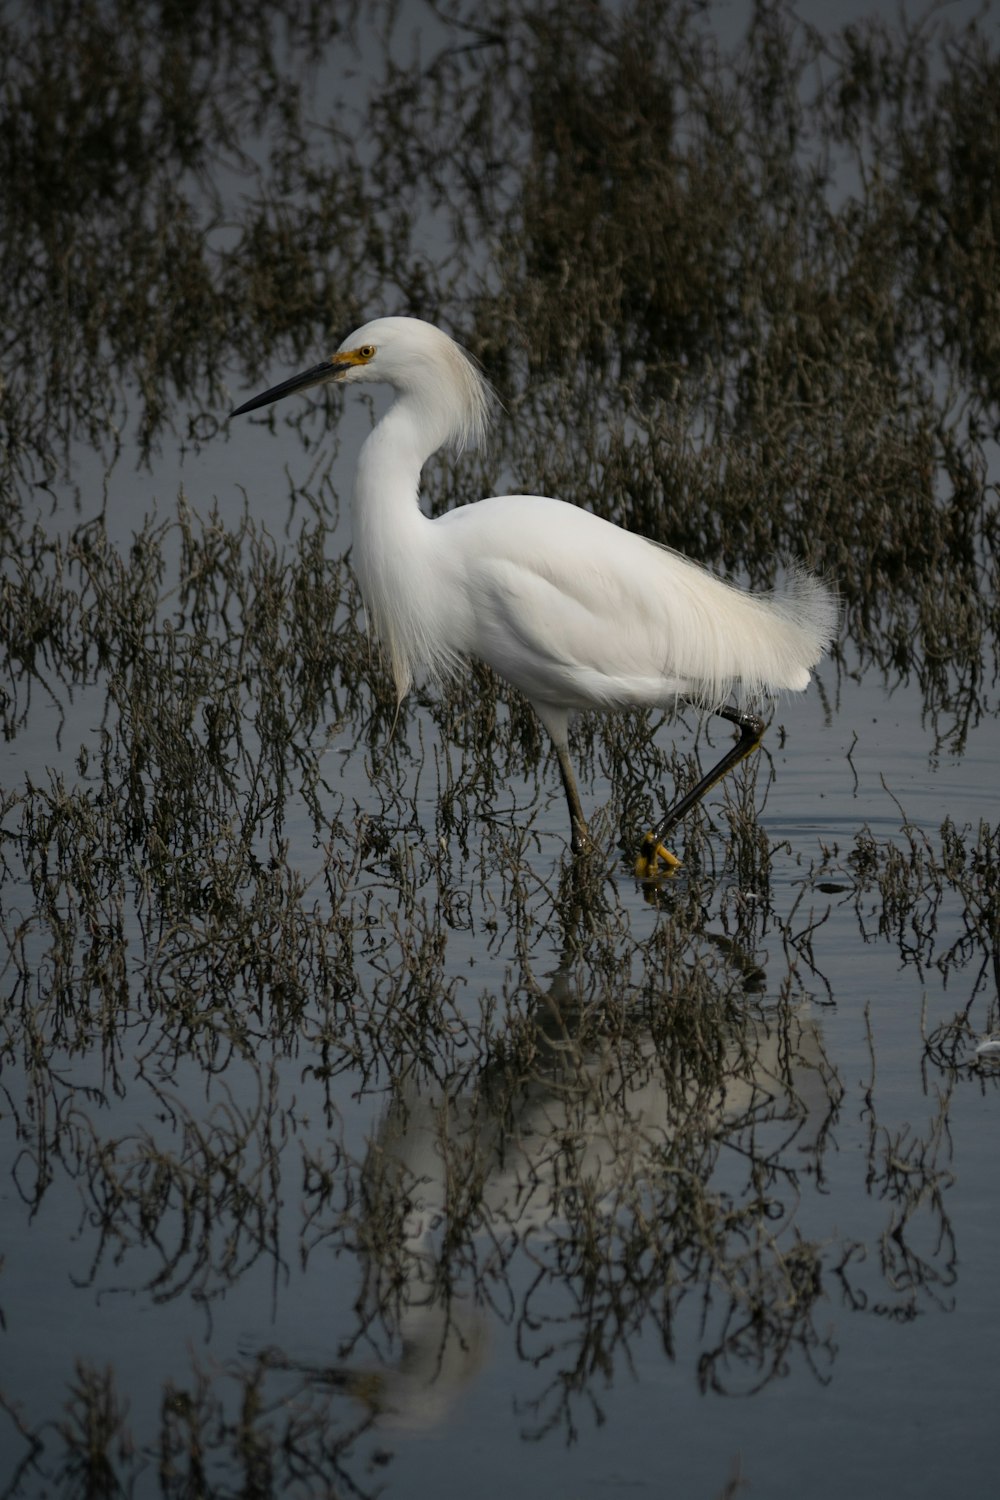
[3,435,996,1497]
[2,3,999,1497]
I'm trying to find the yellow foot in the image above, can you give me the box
[634,832,683,880]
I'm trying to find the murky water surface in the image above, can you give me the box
[1,3,998,1496]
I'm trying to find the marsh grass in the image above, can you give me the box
[1,0,998,1494]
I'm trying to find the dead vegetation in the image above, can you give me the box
[0,1,997,1494]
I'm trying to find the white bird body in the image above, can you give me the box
[234,315,837,869]
[370,489,826,715]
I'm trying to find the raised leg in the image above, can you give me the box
[634,707,766,878]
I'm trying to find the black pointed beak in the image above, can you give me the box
[231,359,341,416]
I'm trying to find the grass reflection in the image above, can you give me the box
[0,1,998,1495]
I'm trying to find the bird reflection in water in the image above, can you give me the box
[297,956,839,1431]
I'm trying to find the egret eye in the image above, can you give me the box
[359,344,376,360]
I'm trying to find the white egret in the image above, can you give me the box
[233,317,837,875]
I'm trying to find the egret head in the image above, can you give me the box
[232,315,494,452]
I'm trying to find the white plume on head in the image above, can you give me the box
[338,316,495,454]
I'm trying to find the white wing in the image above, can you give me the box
[434,495,835,712]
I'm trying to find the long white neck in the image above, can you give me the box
[351,393,456,703]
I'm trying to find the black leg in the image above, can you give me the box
[554,742,594,854]
[634,707,766,877]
